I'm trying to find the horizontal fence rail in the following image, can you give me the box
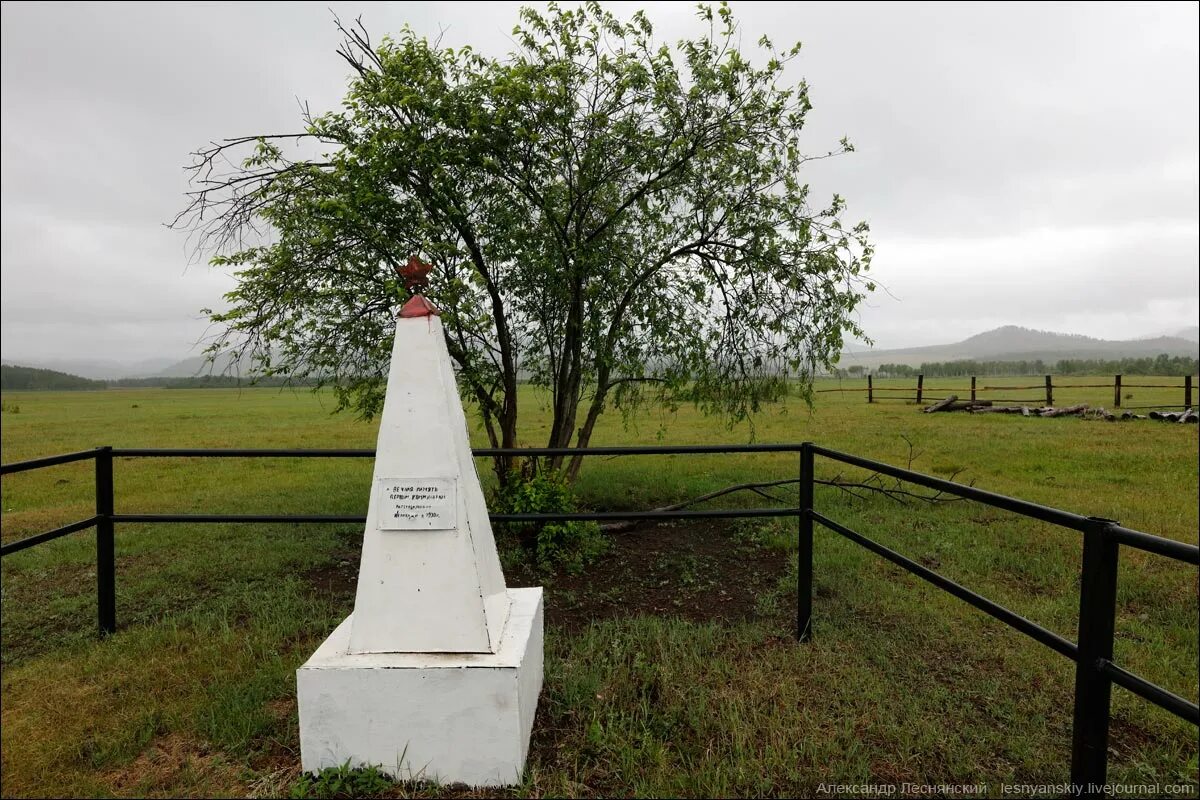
[2,442,1197,797]
[109,508,802,525]
[0,516,100,556]
[1099,660,1199,725]
[810,445,1095,529]
[0,448,101,475]
[834,374,1197,408]
[110,443,812,458]
[2,445,813,558]
[808,509,1080,660]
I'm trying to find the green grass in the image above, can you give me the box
[1,380,1196,797]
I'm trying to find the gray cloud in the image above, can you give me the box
[2,1,1197,367]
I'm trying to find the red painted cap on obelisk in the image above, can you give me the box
[396,255,440,318]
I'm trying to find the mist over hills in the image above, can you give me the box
[4,325,1198,380]
[0,356,180,380]
[839,325,1199,370]
[1174,325,1199,342]
[0,350,253,381]
[153,350,253,378]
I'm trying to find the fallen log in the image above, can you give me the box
[940,402,1185,422]
[923,395,959,413]
[1040,404,1088,417]
[1147,410,1194,422]
[944,400,993,411]
[924,400,995,412]
[964,402,1022,417]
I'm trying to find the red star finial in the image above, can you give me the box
[395,255,440,318]
[397,255,434,293]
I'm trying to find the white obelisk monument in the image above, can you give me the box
[297,257,543,786]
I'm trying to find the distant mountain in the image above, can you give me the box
[7,322,1194,381]
[839,325,1199,369]
[0,351,259,380]
[0,356,177,380]
[155,349,260,378]
[1,364,107,391]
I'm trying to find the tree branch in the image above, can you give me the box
[598,473,971,532]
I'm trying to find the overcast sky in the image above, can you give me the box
[2,1,1197,369]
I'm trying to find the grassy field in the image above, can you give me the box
[1,378,1196,797]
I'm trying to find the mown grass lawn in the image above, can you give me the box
[1,378,1196,797]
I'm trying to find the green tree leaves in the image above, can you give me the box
[175,3,872,478]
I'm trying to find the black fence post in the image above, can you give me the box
[95,446,115,637]
[1186,375,1193,409]
[867,374,874,404]
[916,374,924,405]
[971,376,977,403]
[1045,375,1054,407]
[1070,518,1120,796]
[797,442,814,642]
[1114,375,1121,408]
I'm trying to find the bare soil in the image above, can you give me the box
[304,520,793,633]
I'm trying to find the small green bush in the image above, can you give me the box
[290,763,395,799]
[493,466,608,574]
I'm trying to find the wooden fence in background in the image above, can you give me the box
[816,375,1196,409]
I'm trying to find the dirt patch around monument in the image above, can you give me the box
[506,518,794,631]
[304,519,794,633]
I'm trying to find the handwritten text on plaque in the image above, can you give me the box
[377,477,456,530]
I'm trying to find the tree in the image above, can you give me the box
[174,1,873,483]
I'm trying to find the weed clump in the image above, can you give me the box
[492,466,608,575]
[290,763,394,799]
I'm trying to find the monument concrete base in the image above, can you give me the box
[297,588,543,787]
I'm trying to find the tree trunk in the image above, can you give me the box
[546,260,587,473]
[565,385,610,482]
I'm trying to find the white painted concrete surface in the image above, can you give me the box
[298,309,544,786]
[298,587,544,786]
[348,314,509,655]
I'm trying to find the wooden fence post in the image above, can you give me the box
[916,374,924,405]
[1045,375,1053,408]
[867,374,873,404]
[1186,375,1193,409]
[970,376,976,403]
[1114,375,1121,408]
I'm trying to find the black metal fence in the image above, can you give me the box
[2,443,1197,796]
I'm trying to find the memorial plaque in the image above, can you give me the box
[377,477,457,530]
